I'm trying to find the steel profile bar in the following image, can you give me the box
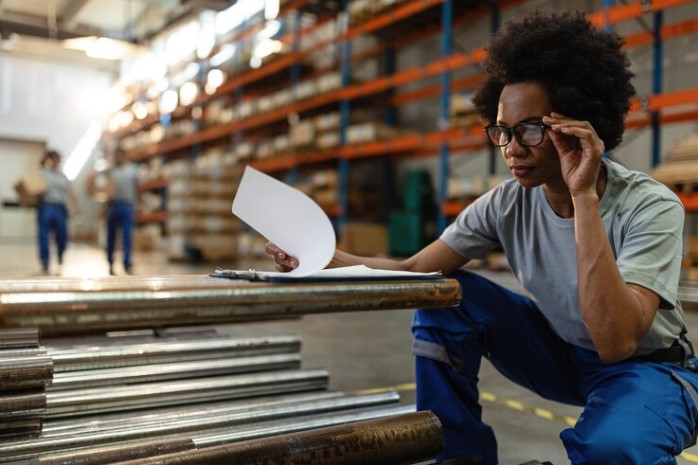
[0,275,251,293]
[0,393,401,461]
[0,328,40,349]
[4,405,425,464]
[48,335,301,372]
[49,354,302,390]
[0,389,47,419]
[0,355,54,390]
[41,392,345,436]
[31,439,197,465]
[44,369,329,417]
[0,278,461,336]
[113,409,442,465]
[0,417,42,439]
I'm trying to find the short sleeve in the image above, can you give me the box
[617,197,684,310]
[440,187,502,259]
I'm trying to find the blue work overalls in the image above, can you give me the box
[412,270,698,464]
[37,202,67,269]
[106,200,135,270]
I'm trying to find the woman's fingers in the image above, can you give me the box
[265,242,299,269]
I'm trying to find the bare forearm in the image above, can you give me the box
[574,194,650,361]
[330,240,467,274]
[329,250,408,271]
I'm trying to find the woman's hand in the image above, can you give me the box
[264,242,299,272]
[543,112,605,198]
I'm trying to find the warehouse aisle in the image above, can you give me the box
[1,239,698,465]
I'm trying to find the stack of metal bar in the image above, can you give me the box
[0,328,441,464]
[0,328,51,440]
[0,275,460,463]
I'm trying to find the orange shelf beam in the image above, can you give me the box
[677,192,698,212]
[587,0,697,28]
[442,201,468,217]
[322,204,343,217]
[138,177,168,192]
[624,17,698,48]
[136,211,168,224]
[630,86,698,112]
[344,0,444,41]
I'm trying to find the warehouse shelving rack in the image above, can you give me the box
[108,0,698,231]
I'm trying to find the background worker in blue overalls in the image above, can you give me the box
[37,150,79,275]
[267,9,698,464]
[104,147,140,275]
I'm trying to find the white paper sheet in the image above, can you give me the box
[212,264,442,282]
[232,166,336,277]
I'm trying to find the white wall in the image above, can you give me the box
[0,54,114,154]
[0,139,45,243]
[0,53,116,242]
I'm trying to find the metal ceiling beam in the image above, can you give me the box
[0,17,88,40]
[58,0,91,28]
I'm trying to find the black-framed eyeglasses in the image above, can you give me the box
[484,122,550,147]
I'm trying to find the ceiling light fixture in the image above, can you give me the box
[63,36,145,61]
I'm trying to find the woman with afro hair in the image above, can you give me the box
[267,9,698,464]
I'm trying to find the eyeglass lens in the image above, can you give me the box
[487,124,545,147]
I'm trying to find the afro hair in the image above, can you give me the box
[472,9,635,151]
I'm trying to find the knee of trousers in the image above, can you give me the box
[561,423,663,465]
[413,270,512,329]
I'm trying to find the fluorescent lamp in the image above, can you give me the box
[132,100,149,120]
[205,69,226,94]
[265,0,280,20]
[210,44,236,67]
[63,36,144,60]
[179,82,199,106]
[256,20,281,41]
[159,89,179,114]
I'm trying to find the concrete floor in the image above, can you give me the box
[2,239,698,465]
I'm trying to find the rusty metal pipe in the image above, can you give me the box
[109,410,443,465]
[0,278,461,336]
[32,439,197,465]
[45,369,329,417]
[49,354,301,390]
[47,335,301,372]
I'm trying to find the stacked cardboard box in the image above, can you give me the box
[166,150,242,263]
[13,171,47,207]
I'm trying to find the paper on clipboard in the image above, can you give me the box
[231,166,336,277]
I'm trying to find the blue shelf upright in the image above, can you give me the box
[651,10,664,167]
[337,0,352,232]
[437,0,453,234]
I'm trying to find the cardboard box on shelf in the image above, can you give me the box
[14,171,47,207]
[312,187,338,208]
[339,222,388,256]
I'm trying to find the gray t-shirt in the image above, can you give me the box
[109,163,140,204]
[40,168,70,205]
[441,159,686,354]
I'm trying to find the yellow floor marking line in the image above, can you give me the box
[354,382,417,395]
[352,383,698,463]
